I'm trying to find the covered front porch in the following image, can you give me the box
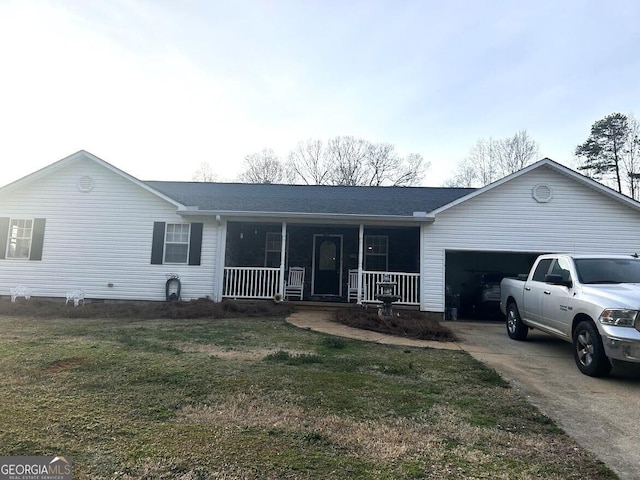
[221,221,420,305]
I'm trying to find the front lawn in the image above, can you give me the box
[0,305,615,479]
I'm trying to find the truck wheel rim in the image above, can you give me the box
[576,331,594,367]
[507,310,516,333]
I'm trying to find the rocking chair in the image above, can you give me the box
[285,267,305,300]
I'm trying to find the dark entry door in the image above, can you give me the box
[313,235,342,295]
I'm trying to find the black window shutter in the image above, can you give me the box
[151,222,166,264]
[0,217,8,260]
[29,218,46,261]
[189,222,203,266]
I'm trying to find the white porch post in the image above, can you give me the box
[357,224,364,304]
[419,223,426,312]
[278,221,287,297]
[214,216,226,302]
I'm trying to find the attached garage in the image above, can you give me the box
[444,250,541,318]
[421,159,640,314]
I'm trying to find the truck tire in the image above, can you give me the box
[572,320,611,377]
[506,302,528,340]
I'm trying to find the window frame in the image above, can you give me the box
[163,223,191,264]
[6,218,34,260]
[364,235,388,271]
[264,232,287,267]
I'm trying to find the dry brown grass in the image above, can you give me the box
[172,342,312,360]
[176,392,596,480]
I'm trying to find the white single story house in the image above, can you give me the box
[2,150,640,314]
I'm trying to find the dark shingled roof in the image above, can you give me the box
[145,182,476,217]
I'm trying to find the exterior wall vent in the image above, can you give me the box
[532,183,552,203]
[77,175,95,193]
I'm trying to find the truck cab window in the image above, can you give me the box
[550,258,572,282]
[532,258,553,282]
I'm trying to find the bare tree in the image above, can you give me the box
[287,139,333,185]
[366,145,425,186]
[442,157,477,188]
[445,130,539,187]
[470,138,499,186]
[623,115,640,199]
[192,162,216,182]
[327,136,370,186]
[496,130,539,176]
[286,136,428,186]
[238,149,292,184]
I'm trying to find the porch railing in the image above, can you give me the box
[222,267,420,305]
[362,271,420,305]
[223,267,281,299]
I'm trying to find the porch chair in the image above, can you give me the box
[285,267,305,300]
[10,285,31,302]
[348,269,366,302]
[65,289,86,307]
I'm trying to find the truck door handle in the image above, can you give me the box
[544,290,551,295]
[525,287,531,291]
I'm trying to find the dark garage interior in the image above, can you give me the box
[445,250,542,319]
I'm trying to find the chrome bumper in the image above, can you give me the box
[602,334,640,363]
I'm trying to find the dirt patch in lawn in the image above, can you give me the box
[44,357,89,373]
[174,342,312,361]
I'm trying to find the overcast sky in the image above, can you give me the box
[1,0,639,187]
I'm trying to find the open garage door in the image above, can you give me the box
[445,251,542,319]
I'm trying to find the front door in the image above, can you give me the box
[313,235,342,296]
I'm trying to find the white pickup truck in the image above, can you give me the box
[500,254,640,377]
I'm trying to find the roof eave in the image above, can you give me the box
[177,209,435,224]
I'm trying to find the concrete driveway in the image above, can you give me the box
[446,320,640,480]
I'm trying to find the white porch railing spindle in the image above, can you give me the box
[363,270,419,305]
[223,267,419,305]
[223,267,281,299]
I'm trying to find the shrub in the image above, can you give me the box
[333,308,457,342]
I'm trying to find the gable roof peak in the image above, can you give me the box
[0,150,185,209]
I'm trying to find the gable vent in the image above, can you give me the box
[532,183,552,203]
[77,175,95,193]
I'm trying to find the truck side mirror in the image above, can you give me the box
[545,273,572,288]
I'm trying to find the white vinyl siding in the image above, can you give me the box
[0,155,220,301]
[421,166,640,312]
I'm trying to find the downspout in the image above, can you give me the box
[279,221,287,297]
[357,224,364,304]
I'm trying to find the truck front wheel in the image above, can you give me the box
[506,302,528,340]
[572,321,611,377]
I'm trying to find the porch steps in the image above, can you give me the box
[289,301,357,312]
[288,301,419,312]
